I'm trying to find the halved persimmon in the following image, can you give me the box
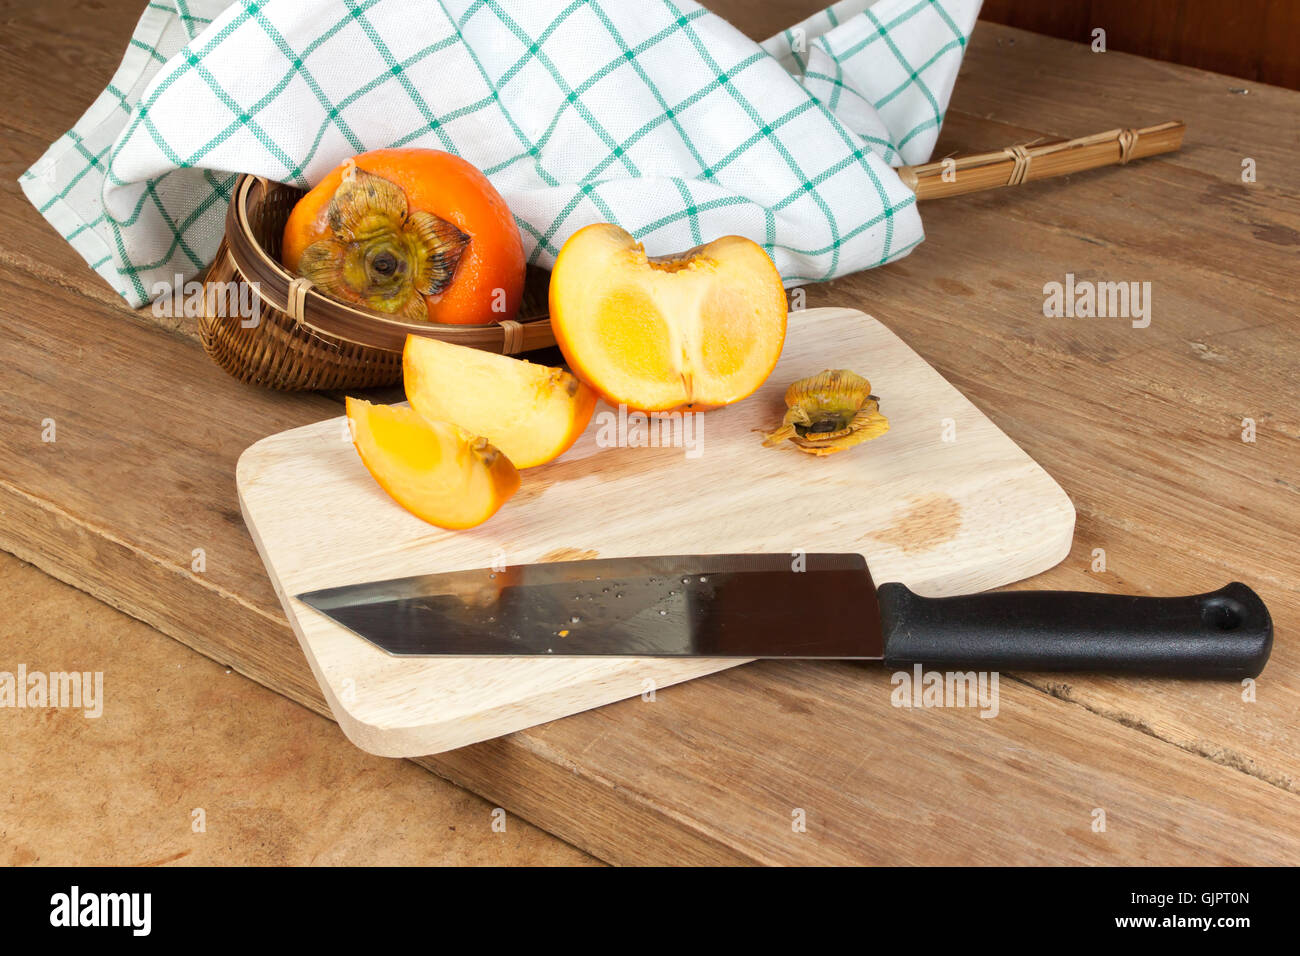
[403,335,596,468]
[548,224,787,412]
[283,148,525,325]
[346,398,519,530]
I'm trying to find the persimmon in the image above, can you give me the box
[403,335,596,468]
[283,148,525,325]
[548,224,787,412]
[345,398,519,530]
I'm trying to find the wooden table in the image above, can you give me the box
[3,0,1298,865]
[0,550,595,865]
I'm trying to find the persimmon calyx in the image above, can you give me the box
[762,369,890,456]
[297,161,469,318]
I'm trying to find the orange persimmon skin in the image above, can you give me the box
[283,148,525,325]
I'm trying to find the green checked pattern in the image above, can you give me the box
[22,0,980,307]
[763,0,980,165]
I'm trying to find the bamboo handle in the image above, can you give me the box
[897,120,1185,200]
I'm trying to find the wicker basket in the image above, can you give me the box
[198,174,554,390]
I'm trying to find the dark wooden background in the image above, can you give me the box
[981,0,1300,90]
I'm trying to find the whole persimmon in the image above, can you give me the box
[282,148,525,325]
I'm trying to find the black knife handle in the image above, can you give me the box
[878,582,1272,678]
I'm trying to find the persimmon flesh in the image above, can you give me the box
[549,224,787,412]
[403,335,596,468]
[346,398,519,530]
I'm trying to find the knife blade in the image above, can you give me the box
[296,553,1273,677]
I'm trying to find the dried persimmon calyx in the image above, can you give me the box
[762,369,890,456]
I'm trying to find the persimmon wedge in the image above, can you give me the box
[549,224,787,412]
[346,398,519,530]
[403,335,596,468]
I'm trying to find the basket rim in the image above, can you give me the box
[224,173,551,354]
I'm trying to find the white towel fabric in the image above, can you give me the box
[21,0,981,307]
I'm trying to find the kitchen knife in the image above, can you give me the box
[296,553,1272,677]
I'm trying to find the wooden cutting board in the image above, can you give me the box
[237,307,1075,757]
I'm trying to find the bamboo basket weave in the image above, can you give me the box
[198,174,553,390]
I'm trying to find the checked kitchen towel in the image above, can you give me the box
[21,0,981,307]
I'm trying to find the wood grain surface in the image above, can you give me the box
[2,0,1298,864]
[238,307,1074,756]
[0,551,595,866]
[980,0,1300,92]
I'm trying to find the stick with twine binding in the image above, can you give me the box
[897,121,1185,200]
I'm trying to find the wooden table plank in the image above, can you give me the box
[2,2,1298,863]
[954,24,1300,186]
[0,267,334,710]
[0,551,595,866]
[0,0,146,137]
